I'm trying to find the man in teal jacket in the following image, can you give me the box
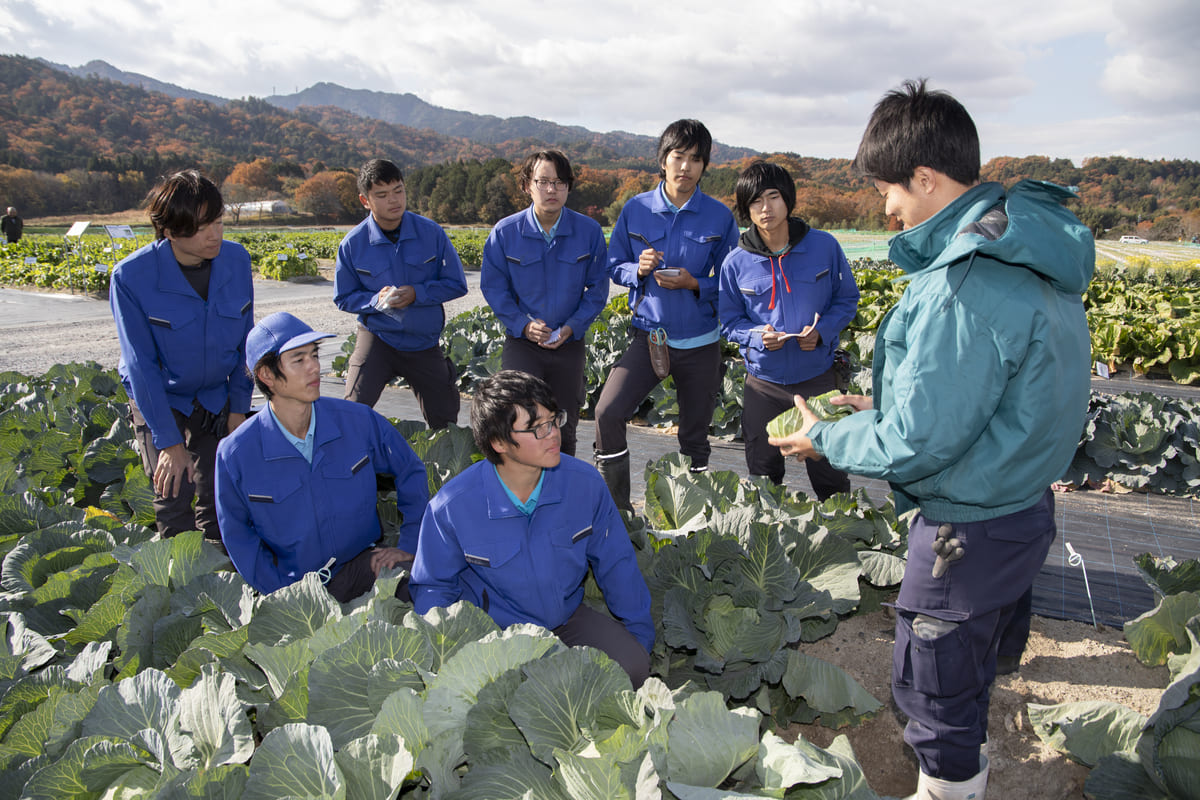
[771,80,1093,800]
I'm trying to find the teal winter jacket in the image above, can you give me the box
[810,180,1094,522]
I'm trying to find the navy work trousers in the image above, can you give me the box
[892,489,1056,781]
[343,326,459,429]
[593,328,720,468]
[501,335,586,457]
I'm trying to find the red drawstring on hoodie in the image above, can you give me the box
[768,254,791,310]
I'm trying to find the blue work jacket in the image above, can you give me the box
[410,456,655,653]
[333,212,468,351]
[719,223,860,385]
[480,206,609,340]
[110,238,254,449]
[215,397,429,595]
[608,185,738,340]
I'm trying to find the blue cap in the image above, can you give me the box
[245,312,334,372]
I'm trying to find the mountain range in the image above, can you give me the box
[39,58,757,165]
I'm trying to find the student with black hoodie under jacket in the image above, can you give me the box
[718,161,860,499]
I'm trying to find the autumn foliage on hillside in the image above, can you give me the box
[2,55,1198,238]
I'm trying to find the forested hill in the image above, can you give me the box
[1,53,1197,239]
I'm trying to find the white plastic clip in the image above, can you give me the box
[1065,542,1099,630]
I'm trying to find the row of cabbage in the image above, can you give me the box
[360,279,1200,496]
[0,230,492,291]
[1028,554,1200,800]
[0,361,911,799]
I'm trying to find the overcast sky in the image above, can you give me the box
[3,0,1197,165]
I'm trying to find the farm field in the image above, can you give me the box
[1,227,1198,799]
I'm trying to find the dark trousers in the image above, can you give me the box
[501,335,586,457]
[343,326,459,429]
[131,401,222,539]
[594,329,720,467]
[742,371,851,500]
[325,549,414,604]
[553,604,651,688]
[892,490,1056,781]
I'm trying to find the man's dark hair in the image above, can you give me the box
[147,170,223,241]
[657,119,713,178]
[518,150,575,192]
[470,370,560,464]
[251,352,285,400]
[852,78,980,186]
[735,161,797,224]
[357,159,405,196]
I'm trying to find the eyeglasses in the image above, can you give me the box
[513,409,567,439]
[531,179,568,191]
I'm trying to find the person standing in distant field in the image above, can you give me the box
[769,79,1094,800]
[592,119,739,510]
[2,206,22,243]
[334,159,468,428]
[110,170,254,542]
[719,161,859,500]
[480,150,609,457]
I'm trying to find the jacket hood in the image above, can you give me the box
[738,217,810,257]
[888,180,1094,294]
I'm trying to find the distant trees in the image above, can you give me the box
[293,171,360,222]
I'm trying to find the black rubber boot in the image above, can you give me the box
[594,450,633,513]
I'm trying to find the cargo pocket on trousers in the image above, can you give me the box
[894,611,978,699]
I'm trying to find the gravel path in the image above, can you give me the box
[0,271,486,376]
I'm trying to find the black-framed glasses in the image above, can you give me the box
[531,179,568,191]
[514,409,567,439]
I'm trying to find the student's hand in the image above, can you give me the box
[388,285,416,308]
[767,395,821,460]
[636,248,663,278]
[759,324,787,351]
[540,324,572,349]
[796,322,821,351]
[524,318,551,344]
[653,266,699,291]
[154,444,194,498]
[227,412,246,434]
[370,547,414,576]
[832,393,873,412]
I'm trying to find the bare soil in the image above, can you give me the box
[787,610,1167,799]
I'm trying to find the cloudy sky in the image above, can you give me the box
[3,0,1197,165]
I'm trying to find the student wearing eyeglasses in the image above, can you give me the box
[480,150,609,456]
[410,370,653,686]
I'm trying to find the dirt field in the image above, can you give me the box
[788,610,1167,798]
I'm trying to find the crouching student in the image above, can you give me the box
[410,370,654,686]
[215,312,429,603]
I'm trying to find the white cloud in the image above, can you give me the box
[1,0,1197,162]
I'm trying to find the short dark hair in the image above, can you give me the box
[251,352,285,400]
[470,370,560,464]
[357,159,404,196]
[657,119,713,178]
[518,150,575,192]
[735,161,797,224]
[852,78,980,187]
[147,170,223,240]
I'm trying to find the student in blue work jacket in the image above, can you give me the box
[480,150,609,457]
[110,170,253,541]
[411,370,654,686]
[334,158,468,428]
[592,119,739,511]
[215,312,429,602]
[770,81,1094,800]
[719,161,860,499]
